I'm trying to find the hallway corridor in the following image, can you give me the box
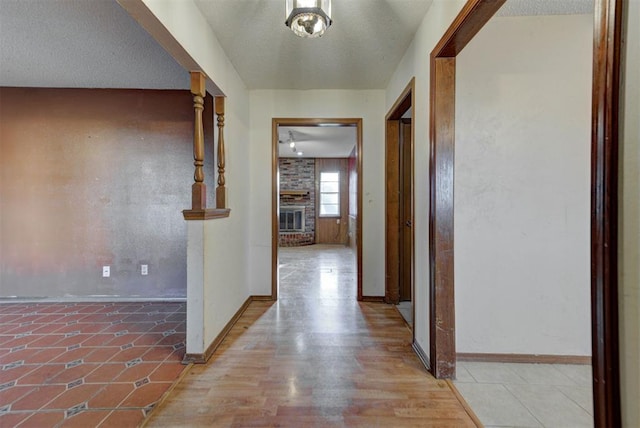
[146,245,476,427]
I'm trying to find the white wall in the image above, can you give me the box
[126,0,252,353]
[620,0,640,424]
[384,0,467,359]
[454,15,592,355]
[248,90,385,297]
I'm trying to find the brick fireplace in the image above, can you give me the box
[279,158,315,246]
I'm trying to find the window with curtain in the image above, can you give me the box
[319,172,340,216]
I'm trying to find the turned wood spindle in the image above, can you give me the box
[190,72,207,210]
[215,96,226,209]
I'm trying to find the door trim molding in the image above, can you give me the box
[429,0,506,379]
[271,118,363,301]
[428,0,622,424]
[385,78,415,307]
[590,0,623,425]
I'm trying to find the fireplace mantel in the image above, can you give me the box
[280,190,309,197]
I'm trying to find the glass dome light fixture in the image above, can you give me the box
[288,131,297,152]
[285,0,332,38]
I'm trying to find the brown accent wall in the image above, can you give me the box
[315,158,349,245]
[0,87,215,298]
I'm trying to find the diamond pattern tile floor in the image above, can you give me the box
[0,302,187,427]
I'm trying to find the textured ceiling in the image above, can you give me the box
[193,0,434,90]
[0,0,188,89]
[498,0,593,16]
[0,0,594,91]
[278,126,356,158]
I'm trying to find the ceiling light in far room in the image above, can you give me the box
[288,131,297,152]
[285,0,332,38]
[297,152,303,156]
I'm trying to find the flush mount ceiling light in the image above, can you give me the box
[287,131,303,155]
[285,0,332,38]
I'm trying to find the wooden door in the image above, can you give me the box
[399,119,413,301]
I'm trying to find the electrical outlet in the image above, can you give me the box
[102,266,110,277]
[336,219,340,224]
[141,264,148,276]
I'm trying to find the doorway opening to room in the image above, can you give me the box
[451,8,594,427]
[427,0,622,426]
[385,79,415,332]
[271,118,363,301]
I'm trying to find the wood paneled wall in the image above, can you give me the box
[315,158,349,245]
[348,148,358,251]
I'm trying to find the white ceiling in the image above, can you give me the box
[193,0,434,90]
[278,126,356,158]
[497,0,592,16]
[0,0,593,91]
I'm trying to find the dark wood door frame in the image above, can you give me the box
[428,0,623,425]
[271,118,363,301]
[385,78,415,309]
[399,118,413,303]
[590,0,623,425]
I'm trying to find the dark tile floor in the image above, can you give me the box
[0,301,187,427]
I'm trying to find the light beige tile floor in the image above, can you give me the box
[396,301,412,327]
[454,361,594,428]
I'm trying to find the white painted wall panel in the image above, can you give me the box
[454,15,593,355]
[135,0,252,355]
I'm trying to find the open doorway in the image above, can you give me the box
[427,0,622,425]
[451,8,594,427]
[271,118,363,301]
[385,79,415,331]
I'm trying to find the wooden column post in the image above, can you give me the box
[591,0,622,425]
[215,96,226,209]
[429,56,457,379]
[428,0,506,380]
[190,71,207,210]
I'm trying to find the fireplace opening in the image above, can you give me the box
[280,206,305,232]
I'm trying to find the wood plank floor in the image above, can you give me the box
[145,245,477,427]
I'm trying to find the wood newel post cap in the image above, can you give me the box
[190,71,207,97]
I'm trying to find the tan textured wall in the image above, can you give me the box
[620,0,640,425]
[0,88,214,298]
[455,15,592,355]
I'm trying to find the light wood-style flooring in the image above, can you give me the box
[145,245,477,427]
